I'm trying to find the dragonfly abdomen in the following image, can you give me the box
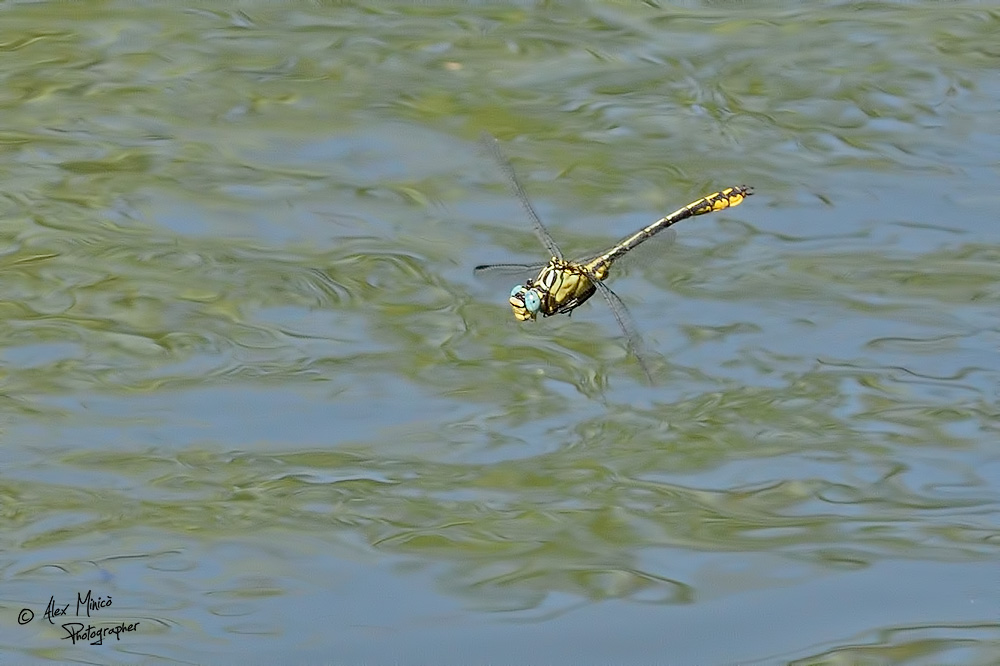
[595,185,754,266]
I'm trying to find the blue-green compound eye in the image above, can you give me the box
[523,289,541,313]
[510,285,526,299]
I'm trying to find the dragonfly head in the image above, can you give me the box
[509,284,542,321]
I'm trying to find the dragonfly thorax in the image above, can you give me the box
[508,257,610,321]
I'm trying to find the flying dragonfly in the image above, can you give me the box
[475,133,753,381]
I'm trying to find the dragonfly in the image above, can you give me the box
[475,133,752,380]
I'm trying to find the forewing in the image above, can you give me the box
[480,132,563,260]
[473,261,544,293]
[473,261,544,276]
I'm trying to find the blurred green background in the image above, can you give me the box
[1,2,999,664]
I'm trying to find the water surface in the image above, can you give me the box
[1,3,999,664]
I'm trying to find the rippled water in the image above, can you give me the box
[1,3,999,664]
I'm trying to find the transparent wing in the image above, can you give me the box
[473,261,543,293]
[480,132,564,260]
[591,278,655,383]
[574,228,678,273]
[473,261,544,275]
